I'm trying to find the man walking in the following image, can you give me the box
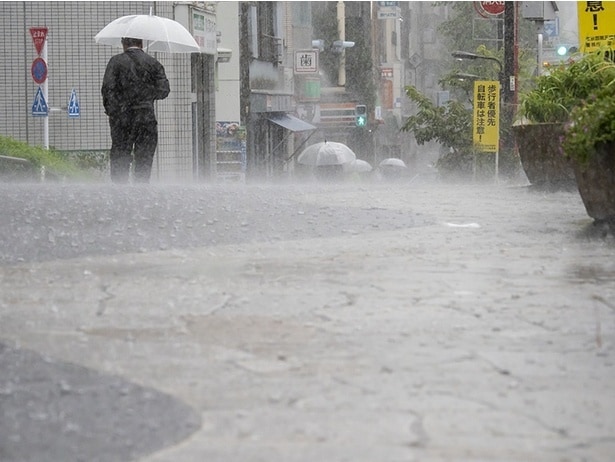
[102,37,170,183]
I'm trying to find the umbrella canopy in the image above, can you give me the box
[379,158,407,168]
[297,141,356,166]
[344,159,373,173]
[95,13,200,53]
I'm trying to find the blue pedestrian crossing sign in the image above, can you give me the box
[68,88,80,118]
[31,87,48,117]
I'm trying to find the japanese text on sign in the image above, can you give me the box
[473,80,500,152]
[29,27,48,55]
[192,10,216,54]
[577,1,615,52]
[294,50,318,74]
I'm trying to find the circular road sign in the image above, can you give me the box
[479,1,505,16]
[31,57,48,84]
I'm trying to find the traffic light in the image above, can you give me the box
[355,104,367,127]
[556,44,578,57]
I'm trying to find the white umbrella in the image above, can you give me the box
[297,141,356,166]
[379,158,407,168]
[95,12,200,53]
[344,159,372,173]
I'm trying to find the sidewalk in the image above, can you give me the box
[1,181,614,461]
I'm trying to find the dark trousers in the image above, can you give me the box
[108,108,158,183]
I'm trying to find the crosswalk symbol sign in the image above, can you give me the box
[68,88,80,118]
[31,87,48,117]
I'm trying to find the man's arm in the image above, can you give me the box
[101,58,121,116]
[153,62,170,101]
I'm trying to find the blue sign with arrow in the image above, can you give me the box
[543,19,559,38]
[68,88,80,118]
[31,87,48,117]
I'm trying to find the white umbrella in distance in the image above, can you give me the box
[297,141,357,166]
[379,157,408,180]
[95,12,200,53]
[379,158,407,168]
[344,159,373,173]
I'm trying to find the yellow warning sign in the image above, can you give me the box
[472,80,500,153]
[577,1,615,53]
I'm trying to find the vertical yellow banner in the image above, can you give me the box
[473,80,500,152]
[577,1,615,53]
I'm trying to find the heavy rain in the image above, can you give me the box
[1,2,615,462]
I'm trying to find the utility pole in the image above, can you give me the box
[502,1,518,172]
[503,1,516,112]
[337,1,346,86]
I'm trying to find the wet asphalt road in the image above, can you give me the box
[0,342,201,462]
[0,180,433,462]
[0,182,432,266]
[2,179,615,461]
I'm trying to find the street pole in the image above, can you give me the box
[337,1,346,86]
[502,1,517,180]
[42,38,49,150]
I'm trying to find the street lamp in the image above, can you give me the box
[451,72,482,81]
[451,51,503,82]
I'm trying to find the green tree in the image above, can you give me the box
[404,2,539,178]
[401,85,472,155]
[437,2,498,53]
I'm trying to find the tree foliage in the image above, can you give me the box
[402,2,540,177]
[436,2,495,53]
[401,85,473,155]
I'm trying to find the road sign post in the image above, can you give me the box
[29,27,48,55]
[476,1,505,18]
[29,27,50,148]
[31,57,48,85]
[31,87,49,117]
[473,80,500,181]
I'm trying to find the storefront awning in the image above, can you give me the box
[267,114,317,132]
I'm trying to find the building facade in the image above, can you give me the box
[1,1,455,182]
[372,1,451,172]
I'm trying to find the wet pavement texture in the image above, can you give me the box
[0,343,201,462]
[0,183,431,265]
[1,179,615,462]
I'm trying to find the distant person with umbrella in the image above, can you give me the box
[101,37,170,183]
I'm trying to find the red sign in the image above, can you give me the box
[381,67,393,79]
[29,27,48,55]
[478,1,505,16]
[31,57,48,84]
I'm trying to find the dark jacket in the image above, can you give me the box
[101,48,170,117]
